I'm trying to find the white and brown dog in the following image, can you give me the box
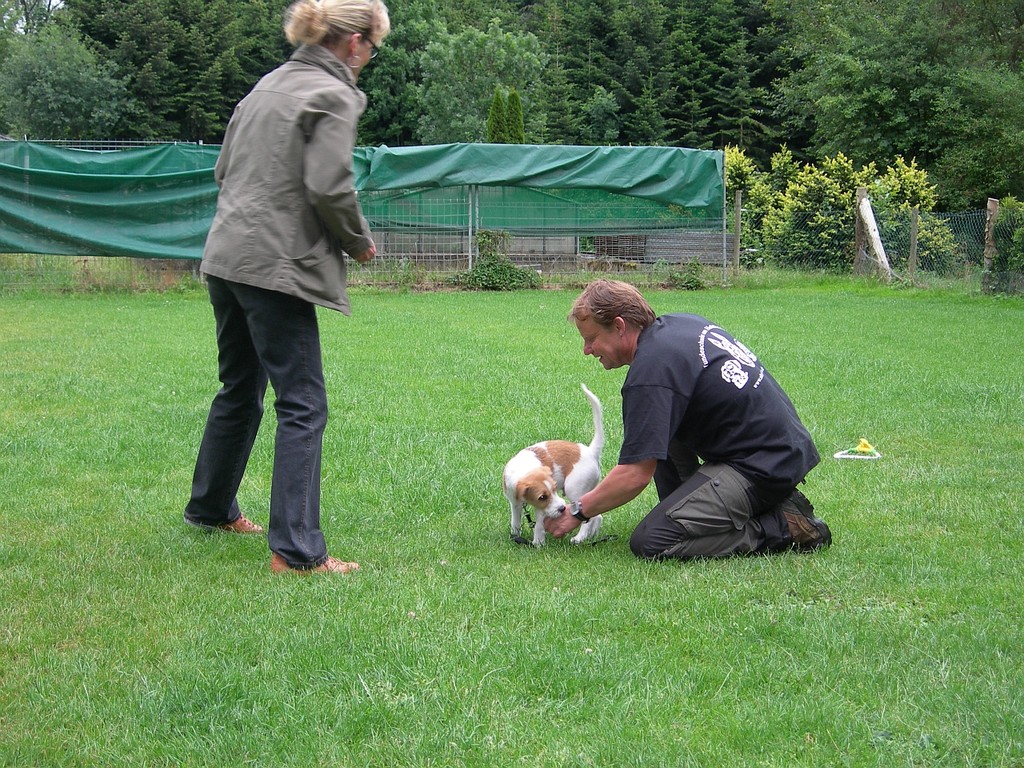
[503,384,604,546]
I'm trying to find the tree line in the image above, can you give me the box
[1,0,1022,209]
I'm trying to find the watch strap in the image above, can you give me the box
[570,501,588,522]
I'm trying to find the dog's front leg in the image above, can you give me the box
[531,512,548,547]
[570,514,603,545]
[510,502,524,537]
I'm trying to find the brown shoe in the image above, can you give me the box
[218,515,264,534]
[778,490,832,552]
[185,514,264,534]
[270,552,360,574]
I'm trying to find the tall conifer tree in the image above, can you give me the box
[487,87,508,142]
[506,88,525,144]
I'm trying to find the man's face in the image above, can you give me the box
[575,315,631,369]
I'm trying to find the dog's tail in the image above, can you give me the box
[580,383,604,456]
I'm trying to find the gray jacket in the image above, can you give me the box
[201,44,372,314]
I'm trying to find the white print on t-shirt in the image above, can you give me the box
[706,330,757,366]
[699,325,765,390]
[721,359,749,387]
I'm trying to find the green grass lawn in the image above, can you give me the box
[2,279,1022,766]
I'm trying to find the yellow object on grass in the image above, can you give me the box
[833,437,882,460]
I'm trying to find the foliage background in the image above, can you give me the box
[1,0,1023,208]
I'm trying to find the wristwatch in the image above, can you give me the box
[569,500,589,522]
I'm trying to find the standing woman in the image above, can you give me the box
[184,0,390,574]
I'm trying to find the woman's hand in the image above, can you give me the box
[352,241,376,264]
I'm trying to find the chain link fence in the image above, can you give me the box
[0,254,201,292]
[876,208,986,276]
[734,205,1014,288]
[4,139,1020,293]
[2,204,1018,294]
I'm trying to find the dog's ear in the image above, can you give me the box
[517,476,552,506]
[516,478,535,502]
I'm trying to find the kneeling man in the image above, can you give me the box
[544,279,831,559]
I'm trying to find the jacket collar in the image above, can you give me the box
[290,44,357,87]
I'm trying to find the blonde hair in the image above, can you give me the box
[285,0,391,47]
[568,279,657,330]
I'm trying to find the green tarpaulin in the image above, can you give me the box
[0,141,723,260]
[0,142,220,260]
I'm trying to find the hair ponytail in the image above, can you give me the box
[284,0,391,47]
[284,0,330,46]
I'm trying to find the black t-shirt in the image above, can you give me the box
[619,314,820,492]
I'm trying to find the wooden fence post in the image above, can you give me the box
[732,188,742,271]
[907,207,919,278]
[854,187,892,281]
[982,197,998,294]
[854,187,868,273]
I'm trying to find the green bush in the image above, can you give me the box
[870,156,938,212]
[870,157,961,275]
[662,259,707,290]
[913,216,962,276]
[452,230,540,290]
[745,152,961,276]
[991,196,1024,292]
[724,144,758,194]
[725,145,791,258]
[762,154,876,270]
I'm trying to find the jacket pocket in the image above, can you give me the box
[278,235,346,306]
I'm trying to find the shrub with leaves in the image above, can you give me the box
[727,145,797,261]
[991,196,1024,291]
[725,145,759,195]
[869,157,959,275]
[871,156,938,212]
[452,230,540,290]
[747,147,799,225]
[762,153,876,270]
[663,259,707,290]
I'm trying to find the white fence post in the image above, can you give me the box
[855,187,892,282]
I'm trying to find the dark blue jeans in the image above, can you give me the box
[185,276,329,568]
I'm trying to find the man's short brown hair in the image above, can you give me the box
[568,279,656,330]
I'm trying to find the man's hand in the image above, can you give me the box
[543,510,581,539]
[542,461,657,540]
